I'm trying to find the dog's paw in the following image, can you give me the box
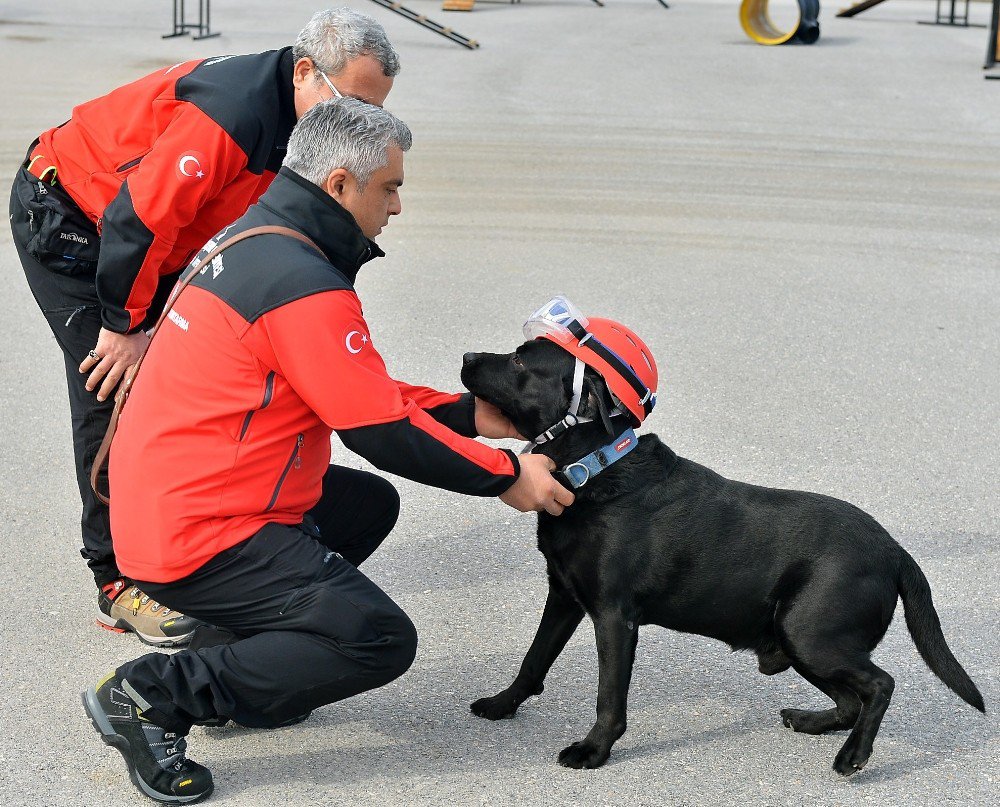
[557,740,610,769]
[781,708,830,735]
[781,708,801,730]
[470,694,518,721]
[832,736,871,776]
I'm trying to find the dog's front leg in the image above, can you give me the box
[471,578,584,720]
[558,611,638,769]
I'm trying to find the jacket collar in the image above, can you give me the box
[257,167,384,283]
[275,47,297,152]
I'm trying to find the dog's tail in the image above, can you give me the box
[898,550,985,713]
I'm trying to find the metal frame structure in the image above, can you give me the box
[441,0,667,11]
[368,0,479,49]
[837,0,890,17]
[163,0,220,41]
[839,0,984,27]
[917,0,985,29]
[986,0,1000,77]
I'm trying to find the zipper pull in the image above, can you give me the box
[294,434,304,469]
[65,305,86,327]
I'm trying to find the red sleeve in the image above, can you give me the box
[95,103,249,332]
[257,290,517,493]
[395,381,462,410]
[395,383,478,438]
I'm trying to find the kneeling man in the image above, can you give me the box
[83,98,572,804]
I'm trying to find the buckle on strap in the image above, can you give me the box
[529,358,589,446]
[562,462,591,488]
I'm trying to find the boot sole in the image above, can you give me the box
[95,615,194,648]
[197,711,312,729]
[82,688,213,805]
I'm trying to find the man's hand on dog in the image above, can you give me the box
[500,453,574,515]
[474,397,523,439]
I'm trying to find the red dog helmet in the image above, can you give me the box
[523,296,658,426]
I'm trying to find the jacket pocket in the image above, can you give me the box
[276,583,382,658]
[265,433,303,512]
[115,155,145,174]
[238,371,276,440]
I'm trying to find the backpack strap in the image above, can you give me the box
[90,225,322,505]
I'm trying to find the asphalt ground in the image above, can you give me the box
[0,1,997,805]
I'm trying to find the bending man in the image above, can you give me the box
[9,8,398,646]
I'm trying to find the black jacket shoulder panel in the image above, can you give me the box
[174,48,296,175]
[187,226,354,324]
[184,170,381,323]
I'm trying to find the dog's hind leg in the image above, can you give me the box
[557,608,639,769]
[828,660,895,775]
[471,578,584,721]
[775,591,894,773]
[774,598,862,734]
[783,653,896,774]
[780,672,861,735]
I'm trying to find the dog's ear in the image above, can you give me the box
[582,374,614,435]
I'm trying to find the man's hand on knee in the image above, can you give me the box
[499,453,574,516]
[79,327,149,402]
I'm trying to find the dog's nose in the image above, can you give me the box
[462,352,477,366]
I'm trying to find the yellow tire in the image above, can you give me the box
[739,0,820,46]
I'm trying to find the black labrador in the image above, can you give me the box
[460,339,985,774]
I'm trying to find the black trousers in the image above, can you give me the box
[9,172,173,587]
[117,465,415,735]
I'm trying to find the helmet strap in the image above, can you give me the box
[525,358,591,450]
[567,355,586,418]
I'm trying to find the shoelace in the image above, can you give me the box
[165,733,188,772]
[144,725,189,772]
[125,586,172,617]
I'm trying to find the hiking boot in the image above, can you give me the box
[97,580,200,647]
[83,672,213,804]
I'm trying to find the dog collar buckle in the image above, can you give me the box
[562,462,592,488]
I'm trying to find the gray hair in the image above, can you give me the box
[293,7,400,78]
[283,98,412,190]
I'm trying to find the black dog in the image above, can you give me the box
[460,339,985,774]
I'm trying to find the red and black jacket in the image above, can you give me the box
[110,168,520,583]
[30,48,297,333]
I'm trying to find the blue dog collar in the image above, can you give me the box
[558,428,639,489]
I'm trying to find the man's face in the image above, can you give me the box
[293,54,394,117]
[326,145,404,239]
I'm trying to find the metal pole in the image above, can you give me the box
[163,0,188,38]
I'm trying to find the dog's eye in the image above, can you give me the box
[511,354,523,367]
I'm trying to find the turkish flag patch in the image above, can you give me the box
[344,328,370,355]
[176,150,209,181]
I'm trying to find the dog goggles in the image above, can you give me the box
[523,295,590,343]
